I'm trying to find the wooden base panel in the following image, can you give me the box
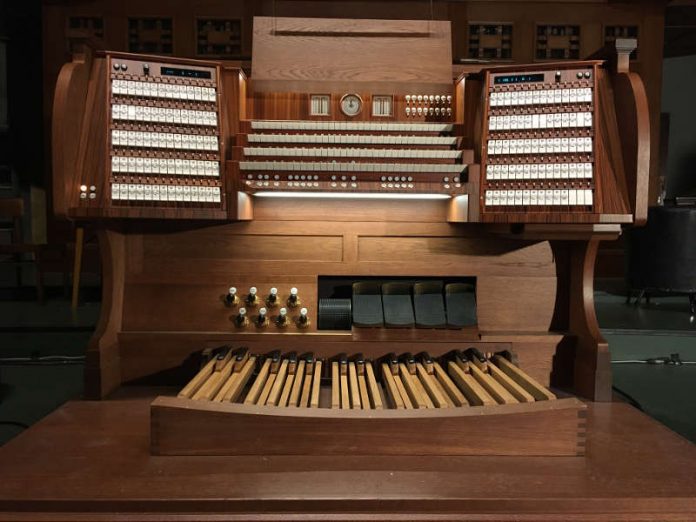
[1,395,695,520]
[150,395,586,456]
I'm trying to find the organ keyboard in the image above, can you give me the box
[178,348,557,410]
[152,345,581,457]
[234,119,468,197]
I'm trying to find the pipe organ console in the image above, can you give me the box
[30,15,691,521]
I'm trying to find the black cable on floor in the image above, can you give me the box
[0,355,85,366]
[0,421,29,430]
[612,353,695,365]
[612,386,644,412]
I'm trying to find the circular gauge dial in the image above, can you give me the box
[340,94,363,117]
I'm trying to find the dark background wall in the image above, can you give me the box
[0,0,43,189]
[0,0,44,242]
[661,4,696,199]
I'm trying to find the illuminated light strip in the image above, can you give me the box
[252,191,452,200]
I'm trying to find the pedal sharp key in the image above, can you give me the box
[418,351,434,374]
[269,350,281,373]
[464,347,488,371]
[401,352,417,375]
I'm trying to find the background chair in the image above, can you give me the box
[0,198,44,303]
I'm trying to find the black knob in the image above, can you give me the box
[267,287,278,305]
[288,287,299,306]
[225,286,238,305]
[235,307,247,326]
[256,307,268,326]
[275,307,287,326]
[246,287,258,305]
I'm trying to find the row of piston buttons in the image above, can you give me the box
[380,176,414,182]
[113,62,151,74]
[225,286,301,309]
[405,95,452,104]
[234,305,310,329]
[79,185,97,199]
[442,176,462,189]
[406,107,452,116]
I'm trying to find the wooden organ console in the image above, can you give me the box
[4,15,695,522]
[56,9,642,461]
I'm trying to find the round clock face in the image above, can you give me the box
[340,94,363,117]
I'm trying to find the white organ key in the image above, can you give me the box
[521,189,529,205]
[554,113,562,128]
[523,164,531,179]
[576,190,585,206]
[584,112,593,127]
[569,137,577,153]
[487,140,497,156]
[561,138,569,153]
[567,162,576,179]
[515,164,524,180]
[552,189,561,206]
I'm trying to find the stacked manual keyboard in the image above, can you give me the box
[233,120,470,195]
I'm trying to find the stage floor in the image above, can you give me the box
[0,389,694,520]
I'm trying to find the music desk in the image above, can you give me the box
[0,389,694,521]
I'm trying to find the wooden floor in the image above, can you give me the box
[0,389,695,521]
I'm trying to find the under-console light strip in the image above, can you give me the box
[251,191,452,200]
